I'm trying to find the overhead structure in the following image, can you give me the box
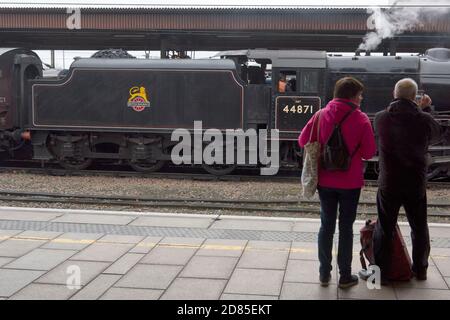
[0,6,450,52]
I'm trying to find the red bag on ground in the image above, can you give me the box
[359,219,413,281]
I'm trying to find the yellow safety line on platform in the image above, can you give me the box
[2,236,322,253]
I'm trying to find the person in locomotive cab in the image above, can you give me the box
[373,78,444,282]
[298,77,377,288]
[278,74,287,93]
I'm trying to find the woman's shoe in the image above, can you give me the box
[320,273,331,287]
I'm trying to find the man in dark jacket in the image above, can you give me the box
[373,78,444,282]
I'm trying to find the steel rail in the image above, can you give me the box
[0,190,449,217]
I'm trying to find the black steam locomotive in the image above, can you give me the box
[0,47,449,176]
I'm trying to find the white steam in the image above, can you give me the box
[359,3,450,51]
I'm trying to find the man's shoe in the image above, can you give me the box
[338,274,359,289]
[413,270,427,281]
[320,273,331,287]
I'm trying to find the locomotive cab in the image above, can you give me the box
[218,49,327,168]
[217,49,326,140]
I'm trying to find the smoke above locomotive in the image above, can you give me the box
[360,4,450,52]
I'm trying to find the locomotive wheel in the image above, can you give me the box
[129,159,166,173]
[202,163,237,176]
[58,158,93,170]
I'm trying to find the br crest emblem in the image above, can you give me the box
[127,86,150,112]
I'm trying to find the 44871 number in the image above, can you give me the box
[282,104,314,114]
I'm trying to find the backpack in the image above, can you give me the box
[359,219,413,281]
[321,100,359,171]
[359,220,376,272]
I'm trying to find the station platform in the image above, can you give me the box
[0,206,449,300]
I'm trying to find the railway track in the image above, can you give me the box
[0,160,301,182]
[0,190,449,218]
[0,160,449,186]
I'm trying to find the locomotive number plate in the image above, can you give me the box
[275,96,321,133]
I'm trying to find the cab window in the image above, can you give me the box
[300,70,319,93]
[278,70,296,93]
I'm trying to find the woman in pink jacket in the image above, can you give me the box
[298,77,376,289]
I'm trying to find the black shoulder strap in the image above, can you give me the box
[335,99,358,126]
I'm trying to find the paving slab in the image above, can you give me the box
[395,288,450,300]
[224,268,284,296]
[196,239,247,257]
[100,287,163,300]
[0,210,62,221]
[9,283,78,300]
[0,269,45,297]
[3,249,77,271]
[35,260,110,286]
[220,294,278,300]
[424,226,450,238]
[285,260,333,284]
[51,213,135,225]
[129,236,162,254]
[433,256,450,277]
[140,246,197,265]
[292,222,321,233]
[41,232,103,250]
[392,266,448,290]
[71,242,134,262]
[0,239,47,258]
[16,231,63,240]
[103,253,144,275]
[114,264,182,290]
[161,278,227,300]
[98,235,144,244]
[0,257,14,267]
[431,248,450,257]
[445,277,450,288]
[237,247,289,270]
[159,237,205,246]
[0,230,25,241]
[280,282,338,300]
[130,216,214,228]
[338,281,397,300]
[400,225,450,239]
[209,219,293,232]
[71,274,121,300]
[180,256,238,279]
[246,240,291,250]
[290,242,320,261]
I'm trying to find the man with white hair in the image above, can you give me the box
[373,78,444,282]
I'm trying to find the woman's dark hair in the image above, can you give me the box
[333,77,364,99]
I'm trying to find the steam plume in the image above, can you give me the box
[358,2,450,51]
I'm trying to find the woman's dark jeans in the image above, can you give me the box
[317,186,361,278]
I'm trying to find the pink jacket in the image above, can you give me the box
[298,98,376,189]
